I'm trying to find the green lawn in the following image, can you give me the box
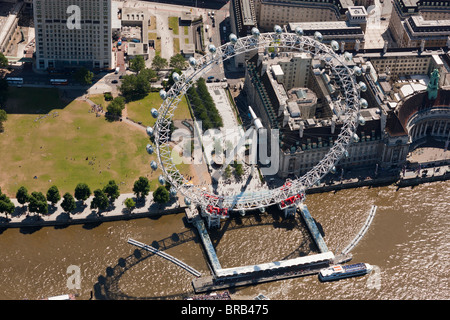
[0,88,165,198]
[126,91,192,127]
[173,38,180,54]
[89,93,108,107]
[168,17,179,35]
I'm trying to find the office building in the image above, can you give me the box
[33,0,113,71]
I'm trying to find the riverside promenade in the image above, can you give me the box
[0,193,186,229]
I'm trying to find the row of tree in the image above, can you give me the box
[0,77,8,132]
[0,176,173,218]
[186,77,223,131]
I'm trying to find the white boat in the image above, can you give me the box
[319,263,373,282]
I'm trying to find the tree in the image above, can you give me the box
[28,191,48,215]
[140,68,158,82]
[133,176,150,200]
[129,55,146,73]
[74,67,94,85]
[106,96,126,118]
[119,73,150,100]
[234,161,244,178]
[90,189,109,211]
[103,180,120,204]
[0,52,8,68]
[169,53,187,70]
[124,197,136,214]
[0,109,7,123]
[16,186,29,208]
[74,183,91,204]
[224,165,232,179]
[0,189,15,218]
[61,192,76,215]
[152,54,167,70]
[153,186,170,205]
[46,185,61,207]
[0,109,7,133]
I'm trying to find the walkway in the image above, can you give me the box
[193,219,222,274]
[298,204,329,253]
[127,238,202,277]
[0,193,184,228]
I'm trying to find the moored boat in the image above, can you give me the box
[319,263,373,282]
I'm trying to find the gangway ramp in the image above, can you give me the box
[128,238,202,277]
[341,205,377,255]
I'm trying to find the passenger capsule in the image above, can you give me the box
[344,51,353,61]
[314,31,323,42]
[330,40,339,51]
[274,24,283,35]
[208,44,216,54]
[251,27,260,38]
[150,161,158,170]
[159,89,167,100]
[172,72,180,82]
[358,115,366,126]
[170,187,177,197]
[189,56,197,66]
[151,108,159,118]
[295,27,304,36]
[315,179,321,186]
[330,166,337,174]
[360,98,368,109]
[158,175,166,185]
[353,66,362,76]
[146,144,154,154]
[352,133,360,143]
[229,33,238,44]
[358,81,368,92]
[344,150,349,158]
[146,126,154,137]
[184,197,191,206]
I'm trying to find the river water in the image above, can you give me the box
[0,181,448,300]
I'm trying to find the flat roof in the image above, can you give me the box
[241,0,255,26]
[216,252,335,278]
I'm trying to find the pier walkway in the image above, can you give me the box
[127,238,202,277]
[193,219,222,274]
[298,204,329,253]
[341,205,377,255]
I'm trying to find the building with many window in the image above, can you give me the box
[33,0,113,71]
[253,0,354,31]
[389,0,450,48]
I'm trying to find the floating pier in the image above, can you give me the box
[192,252,335,293]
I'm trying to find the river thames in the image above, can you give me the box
[0,180,448,300]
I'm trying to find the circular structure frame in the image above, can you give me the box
[152,31,362,213]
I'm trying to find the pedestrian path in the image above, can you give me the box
[0,193,185,228]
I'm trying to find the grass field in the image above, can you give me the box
[125,91,192,127]
[148,32,161,56]
[168,17,179,35]
[0,87,193,198]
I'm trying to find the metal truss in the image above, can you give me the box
[152,31,362,213]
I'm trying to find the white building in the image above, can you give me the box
[33,0,113,71]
